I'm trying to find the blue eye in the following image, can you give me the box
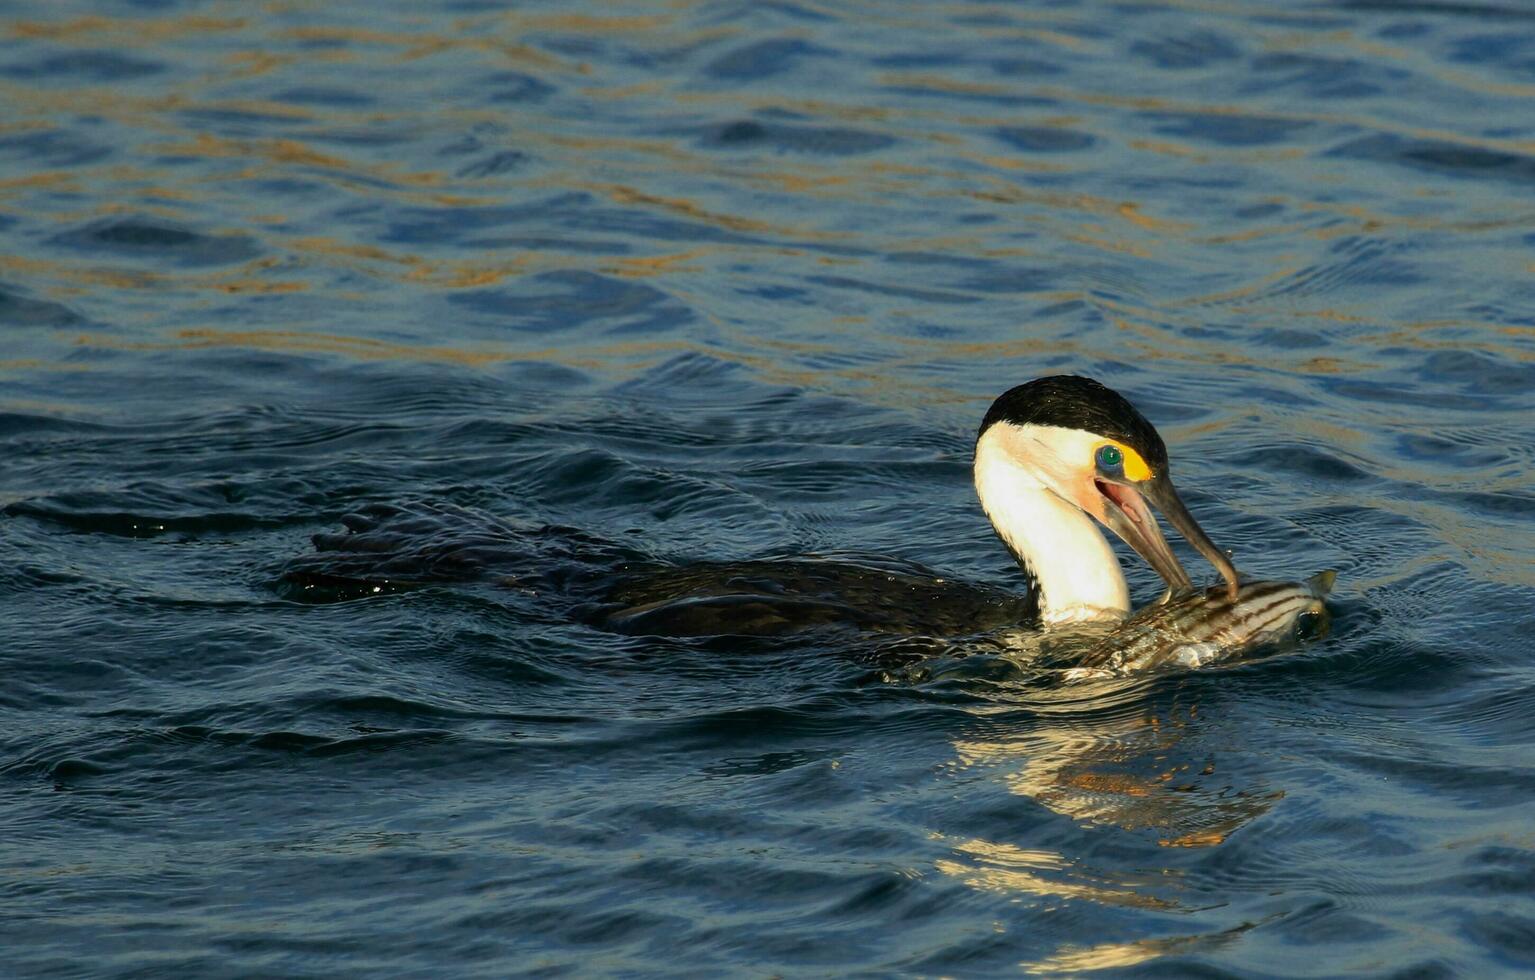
[1096,444,1123,470]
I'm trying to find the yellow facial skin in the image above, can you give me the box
[1097,440,1153,482]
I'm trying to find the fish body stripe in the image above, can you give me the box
[1187,588,1301,645]
[1088,579,1324,674]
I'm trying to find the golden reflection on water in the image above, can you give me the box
[587,182,825,238]
[1377,497,1535,592]
[9,15,245,42]
[1052,75,1535,166]
[934,837,1178,911]
[49,326,1017,413]
[7,2,1532,468]
[271,25,576,73]
[14,1,1531,346]
[935,691,1279,970]
[1022,920,1255,975]
[147,132,453,188]
[72,327,678,368]
[947,699,1281,849]
[878,72,1016,100]
[0,252,301,296]
[500,13,670,33]
[1340,31,1535,103]
[14,3,1535,241]
[0,171,77,194]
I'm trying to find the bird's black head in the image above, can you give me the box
[977,375,1169,473]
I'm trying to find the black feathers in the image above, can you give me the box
[977,375,1169,470]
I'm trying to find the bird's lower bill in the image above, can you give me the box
[1095,477,1241,596]
[1096,479,1194,591]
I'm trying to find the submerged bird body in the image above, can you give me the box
[597,555,1036,638]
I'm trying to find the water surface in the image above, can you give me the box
[3,1,1535,975]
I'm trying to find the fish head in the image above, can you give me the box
[1287,570,1336,643]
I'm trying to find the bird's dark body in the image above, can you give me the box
[600,557,1036,637]
[279,501,1037,638]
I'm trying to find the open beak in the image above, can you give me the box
[1094,474,1241,598]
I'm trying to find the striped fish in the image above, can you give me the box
[1066,571,1336,678]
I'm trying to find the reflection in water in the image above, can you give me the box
[937,684,1280,971]
[1024,920,1256,975]
[948,687,1280,848]
[935,836,1179,911]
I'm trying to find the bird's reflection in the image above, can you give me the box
[948,689,1282,848]
[1021,920,1258,975]
[929,676,1281,970]
[932,670,1280,915]
[933,836,1180,912]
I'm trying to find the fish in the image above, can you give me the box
[1058,571,1336,679]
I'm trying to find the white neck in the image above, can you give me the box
[973,427,1130,625]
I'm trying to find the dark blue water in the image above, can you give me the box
[4,1,1535,975]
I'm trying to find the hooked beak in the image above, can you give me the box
[1094,474,1241,598]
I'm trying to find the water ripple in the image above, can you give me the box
[2,0,1535,976]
